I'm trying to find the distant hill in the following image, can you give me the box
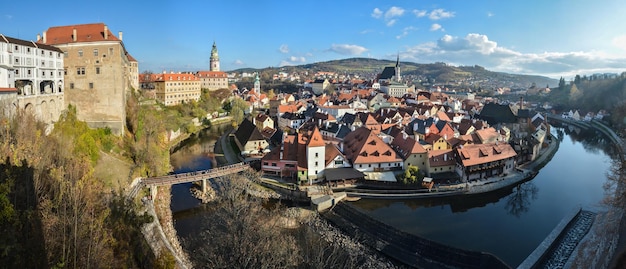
[231,58,558,90]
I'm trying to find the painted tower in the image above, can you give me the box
[210,41,220,71]
[254,72,260,93]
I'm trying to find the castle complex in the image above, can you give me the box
[37,23,138,135]
[0,34,65,123]
[195,42,228,91]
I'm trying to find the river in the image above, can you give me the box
[170,123,617,267]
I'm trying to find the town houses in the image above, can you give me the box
[238,61,554,188]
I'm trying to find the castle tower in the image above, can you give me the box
[210,41,220,71]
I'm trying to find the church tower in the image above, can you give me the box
[254,72,261,93]
[395,53,401,82]
[210,41,220,71]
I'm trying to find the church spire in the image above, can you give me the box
[210,41,220,71]
[395,52,401,82]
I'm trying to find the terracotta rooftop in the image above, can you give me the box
[39,23,120,45]
[196,71,227,78]
[456,143,517,167]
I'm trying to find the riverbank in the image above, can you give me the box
[338,134,558,200]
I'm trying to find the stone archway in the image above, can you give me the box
[40,100,48,122]
[49,99,57,122]
[24,103,34,115]
[58,80,63,93]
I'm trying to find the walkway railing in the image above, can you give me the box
[142,162,249,187]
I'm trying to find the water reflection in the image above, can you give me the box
[505,182,539,218]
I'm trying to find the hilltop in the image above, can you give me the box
[232,58,558,90]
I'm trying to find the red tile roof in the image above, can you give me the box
[196,71,227,78]
[428,149,455,167]
[456,143,516,167]
[343,127,402,164]
[0,87,17,93]
[40,23,120,45]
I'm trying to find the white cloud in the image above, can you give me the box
[487,12,494,17]
[233,59,244,65]
[397,26,417,39]
[430,23,443,31]
[413,9,427,17]
[279,55,307,67]
[429,9,455,20]
[372,6,405,27]
[371,8,383,19]
[385,6,405,20]
[402,33,626,78]
[289,56,306,63]
[279,44,289,54]
[329,44,368,55]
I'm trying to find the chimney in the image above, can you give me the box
[43,31,47,43]
[104,25,108,39]
[72,28,77,42]
[118,31,123,41]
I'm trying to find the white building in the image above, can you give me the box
[0,34,64,123]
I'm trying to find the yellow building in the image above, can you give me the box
[38,23,137,135]
[195,71,228,90]
[144,72,201,106]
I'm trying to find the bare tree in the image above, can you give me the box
[185,175,300,268]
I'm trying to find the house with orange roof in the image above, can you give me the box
[143,72,201,106]
[428,149,456,177]
[391,131,428,173]
[261,126,329,184]
[424,134,451,151]
[455,143,517,182]
[341,127,403,173]
[474,127,503,144]
[37,23,137,134]
[195,70,228,91]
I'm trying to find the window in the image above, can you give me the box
[64,68,67,75]
[78,50,83,57]
[27,48,30,52]
[315,152,318,158]
[50,71,53,76]
[27,70,31,75]
[109,47,113,55]
[70,83,74,89]
[14,45,18,51]
[77,67,85,75]
[89,83,93,89]
[63,51,68,58]
[96,67,100,74]
[41,71,45,77]
[93,49,98,56]
[14,58,18,63]
[41,60,45,66]
[15,70,18,75]
[315,161,318,167]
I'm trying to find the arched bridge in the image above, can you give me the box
[129,162,251,199]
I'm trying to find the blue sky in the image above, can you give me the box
[2,1,626,79]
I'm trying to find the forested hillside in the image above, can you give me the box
[547,73,626,131]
